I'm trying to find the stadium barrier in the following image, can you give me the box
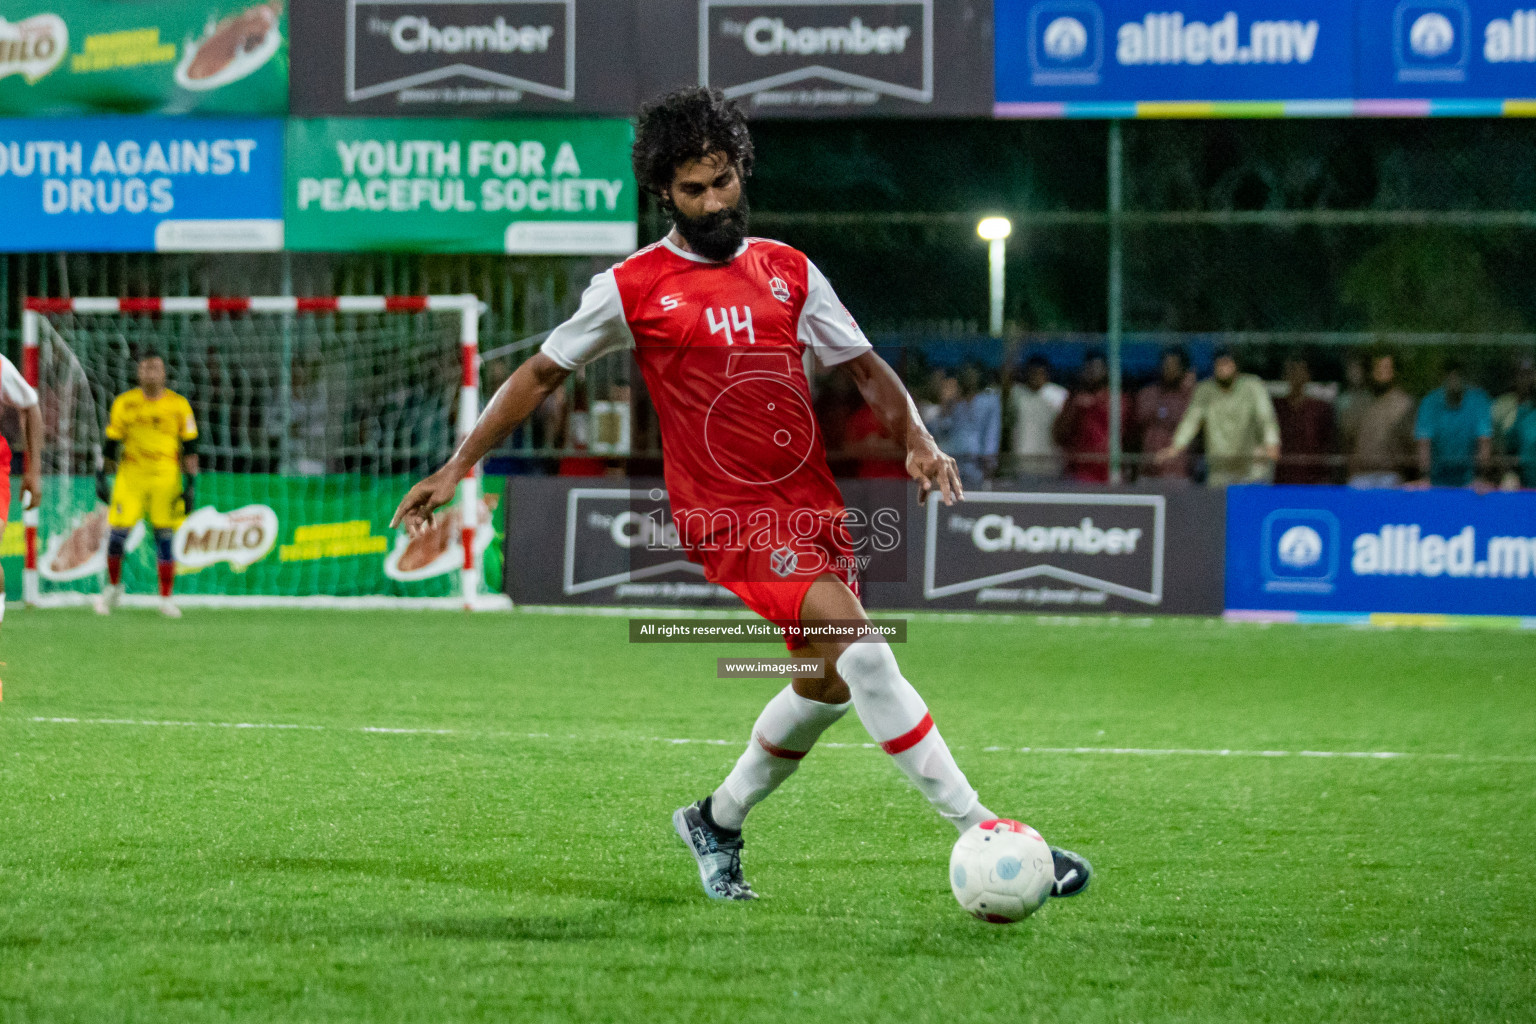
[1225,485,1536,627]
[500,477,1227,617]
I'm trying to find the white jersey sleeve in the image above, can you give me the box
[539,269,634,370]
[0,354,37,410]
[798,260,873,369]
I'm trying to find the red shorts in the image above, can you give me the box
[694,510,862,650]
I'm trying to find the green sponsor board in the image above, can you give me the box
[0,2,286,116]
[285,117,637,254]
[6,474,505,600]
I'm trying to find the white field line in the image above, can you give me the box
[11,715,1536,764]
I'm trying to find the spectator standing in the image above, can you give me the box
[1158,347,1280,486]
[1335,355,1371,449]
[1274,354,1337,485]
[1053,352,1127,485]
[1008,355,1066,481]
[916,367,948,429]
[1133,347,1194,481]
[938,363,1002,488]
[1345,353,1417,488]
[1491,355,1535,485]
[1505,401,1536,489]
[1414,361,1492,487]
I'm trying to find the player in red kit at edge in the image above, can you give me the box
[394,89,1091,903]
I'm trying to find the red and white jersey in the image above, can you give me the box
[0,354,37,413]
[541,236,871,547]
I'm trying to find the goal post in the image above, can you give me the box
[20,294,506,611]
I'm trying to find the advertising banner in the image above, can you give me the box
[1356,0,1536,101]
[1225,485,1536,620]
[637,0,995,117]
[504,478,745,608]
[879,485,1226,613]
[0,117,283,252]
[9,472,505,601]
[995,0,1353,110]
[0,1,286,116]
[288,0,636,116]
[503,477,1225,615]
[284,117,636,254]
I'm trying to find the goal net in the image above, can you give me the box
[20,295,503,609]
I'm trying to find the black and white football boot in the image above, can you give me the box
[1049,846,1092,897]
[672,798,758,901]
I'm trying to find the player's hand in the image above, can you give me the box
[22,470,40,511]
[182,477,197,511]
[391,466,463,537]
[95,471,112,504]
[906,440,964,506]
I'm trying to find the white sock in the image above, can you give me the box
[836,638,993,832]
[710,685,851,831]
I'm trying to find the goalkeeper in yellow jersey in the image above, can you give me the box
[93,352,198,619]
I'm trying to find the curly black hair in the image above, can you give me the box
[631,87,754,204]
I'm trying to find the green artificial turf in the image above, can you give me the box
[0,610,1532,1023]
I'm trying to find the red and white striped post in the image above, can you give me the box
[449,295,481,611]
[20,307,39,607]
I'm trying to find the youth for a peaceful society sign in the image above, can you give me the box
[284,118,636,254]
[0,1,286,116]
[0,117,283,251]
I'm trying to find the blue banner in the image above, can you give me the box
[996,0,1355,105]
[1357,0,1536,99]
[0,118,283,252]
[1226,485,1536,618]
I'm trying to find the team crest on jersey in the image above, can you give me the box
[769,277,791,303]
[770,546,800,577]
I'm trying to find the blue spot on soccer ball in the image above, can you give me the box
[995,856,1022,880]
[952,865,966,888]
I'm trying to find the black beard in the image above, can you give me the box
[672,194,749,262]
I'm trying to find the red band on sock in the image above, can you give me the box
[107,555,123,586]
[880,712,934,755]
[755,731,810,761]
[157,561,174,598]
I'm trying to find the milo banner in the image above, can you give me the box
[284,117,636,254]
[7,473,505,601]
[0,1,287,116]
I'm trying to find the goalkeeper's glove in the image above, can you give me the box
[96,471,112,504]
[181,474,197,512]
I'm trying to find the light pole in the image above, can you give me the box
[976,216,1011,337]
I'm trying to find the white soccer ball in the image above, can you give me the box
[950,819,1055,923]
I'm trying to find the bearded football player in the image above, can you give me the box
[393,88,1091,903]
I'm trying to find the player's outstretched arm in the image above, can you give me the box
[20,403,41,510]
[392,352,571,535]
[841,350,963,505]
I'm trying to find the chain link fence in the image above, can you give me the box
[4,118,1533,483]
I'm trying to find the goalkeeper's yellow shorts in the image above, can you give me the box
[108,468,186,531]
